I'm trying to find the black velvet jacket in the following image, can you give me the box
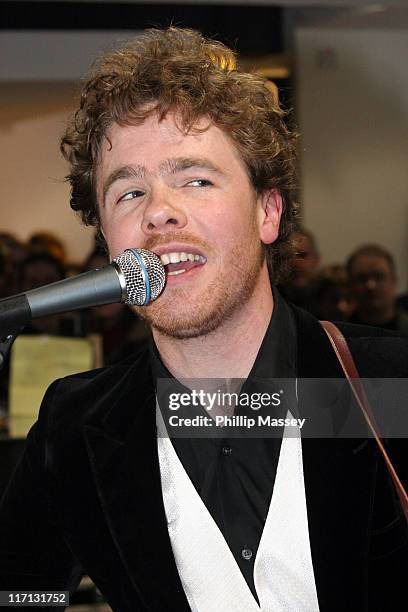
[0,305,407,612]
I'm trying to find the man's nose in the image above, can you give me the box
[141,192,187,234]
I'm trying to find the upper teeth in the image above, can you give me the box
[160,252,206,265]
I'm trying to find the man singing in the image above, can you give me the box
[0,28,407,611]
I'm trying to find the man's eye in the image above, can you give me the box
[118,189,145,202]
[187,179,213,188]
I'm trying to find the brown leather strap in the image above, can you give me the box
[320,320,408,521]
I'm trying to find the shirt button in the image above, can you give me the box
[221,446,232,456]
[241,547,253,561]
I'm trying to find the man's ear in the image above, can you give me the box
[258,189,283,245]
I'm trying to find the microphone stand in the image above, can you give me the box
[0,332,19,371]
[0,295,31,371]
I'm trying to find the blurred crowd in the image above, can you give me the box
[1,227,407,340]
[1,227,407,339]
[0,227,407,432]
[279,227,408,333]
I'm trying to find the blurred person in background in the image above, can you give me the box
[279,226,321,311]
[312,264,354,322]
[347,244,408,334]
[0,232,27,296]
[18,251,70,336]
[27,231,67,263]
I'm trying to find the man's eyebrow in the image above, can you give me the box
[102,164,146,204]
[159,157,222,176]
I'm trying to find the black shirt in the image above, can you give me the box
[150,289,297,599]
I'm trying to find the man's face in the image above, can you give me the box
[96,112,280,338]
[350,254,397,313]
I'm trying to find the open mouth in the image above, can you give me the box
[160,252,207,277]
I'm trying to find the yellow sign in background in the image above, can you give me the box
[9,335,95,438]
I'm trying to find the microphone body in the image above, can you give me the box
[0,248,165,334]
[27,264,124,319]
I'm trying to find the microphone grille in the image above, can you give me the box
[113,248,166,306]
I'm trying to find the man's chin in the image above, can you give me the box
[136,306,231,340]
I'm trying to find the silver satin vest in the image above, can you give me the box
[157,407,320,612]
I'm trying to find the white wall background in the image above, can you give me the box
[0,31,140,264]
[296,27,408,291]
[0,82,94,263]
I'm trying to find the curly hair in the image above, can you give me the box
[61,27,299,281]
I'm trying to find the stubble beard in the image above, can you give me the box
[132,227,264,340]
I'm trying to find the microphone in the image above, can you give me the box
[0,248,166,333]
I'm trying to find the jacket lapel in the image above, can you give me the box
[292,307,376,611]
[83,356,190,611]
